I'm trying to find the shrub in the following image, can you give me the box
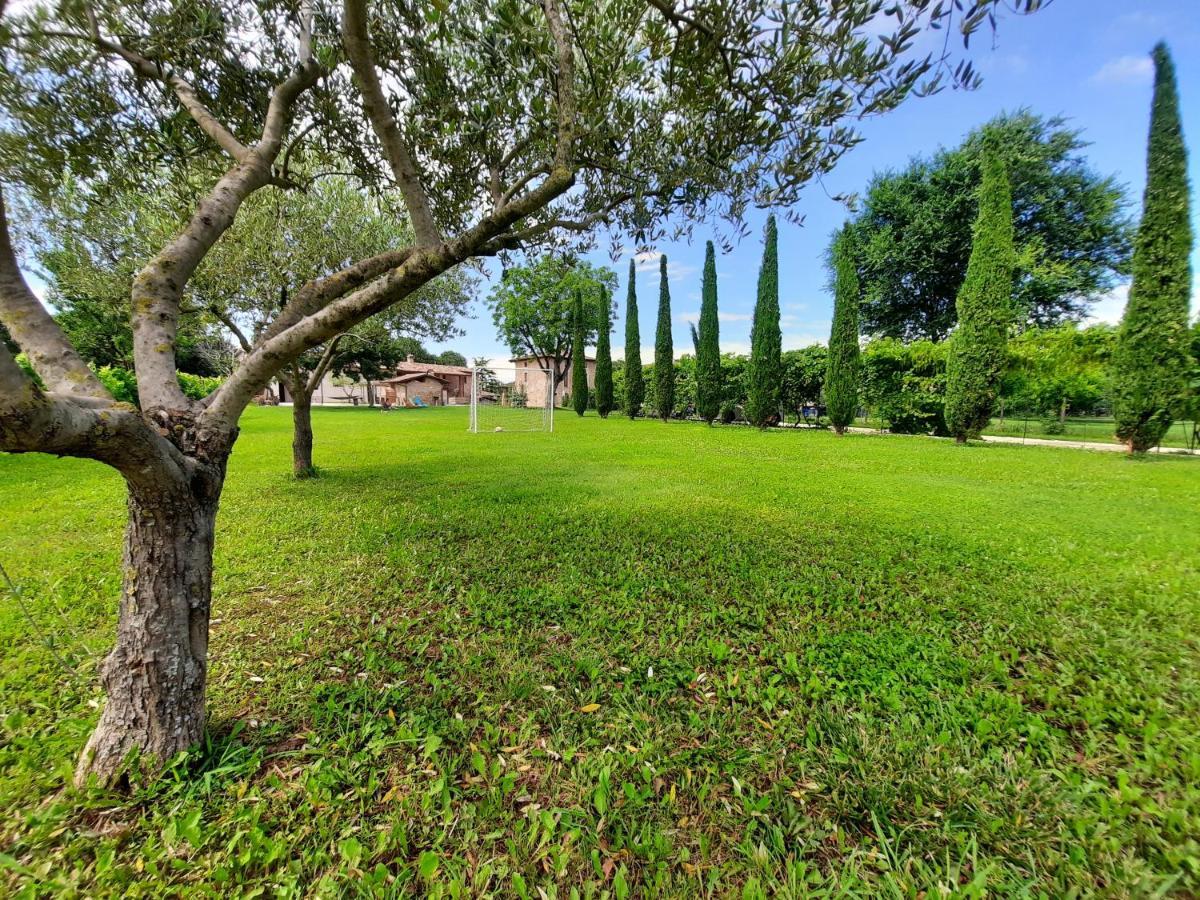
[95,365,139,404]
[178,372,223,400]
[91,366,222,406]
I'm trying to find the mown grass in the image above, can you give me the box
[2,406,1198,897]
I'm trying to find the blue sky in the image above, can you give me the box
[447,0,1200,369]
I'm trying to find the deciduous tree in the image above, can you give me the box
[489,256,615,393]
[846,111,1133,340]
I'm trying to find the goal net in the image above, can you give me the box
[469,365,554,433]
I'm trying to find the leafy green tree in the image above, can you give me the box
[623,258,644,419]
[436,350,468,366]
[1004,324,1115,421]
[654,255,675,420]
[1113,44,1193,453]
[595,289,614,418]
[781,346,827,423]
[861,338,949,435]
[0,0,1047,786]
[746,215,782,427]
[846,111,1133,340]
[696,242,722,424]
[826,227,861,434]
[489,256,616,394]
[31,174,470,475]
[571,290,589,416]
[945,148,1015,442]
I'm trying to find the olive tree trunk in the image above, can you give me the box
[75,459,227,786]
[290,378,316,477]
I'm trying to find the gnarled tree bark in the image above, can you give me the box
[77,450,228,785]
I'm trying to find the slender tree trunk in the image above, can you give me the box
[76,463,226,787]
[292,391,315,476]
[292,385,315,476]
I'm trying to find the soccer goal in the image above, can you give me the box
[469,364,554,433]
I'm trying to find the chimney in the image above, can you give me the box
[406,354,415,363]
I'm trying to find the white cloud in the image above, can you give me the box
[632,251,697,283]
[783,332,828,350]
[718,311,752,323]
[1090,56,1153,86]
[1086,285,1129,326]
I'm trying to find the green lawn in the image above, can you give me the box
[2,407,1199,897]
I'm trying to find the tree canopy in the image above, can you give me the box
[488,256,615,386]
[846,110,1133,340]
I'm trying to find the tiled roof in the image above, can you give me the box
[380,371,450,384]
[393,361,471,376]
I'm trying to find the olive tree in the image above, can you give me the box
[0,0,1044,786]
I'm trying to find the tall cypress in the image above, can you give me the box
[1113,43,1193,453]
[696,241,721,424]
[944,147,1015,442]
[623,258,644,418]
[654,254,674,420]
[826,226,861,435]
[595,289,614,418]
[571,289,588,416]
[746,214,782,427]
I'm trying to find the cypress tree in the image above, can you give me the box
[654,254,674,420]
[1113,43,1193,453]
[826,226,861,435]
[571,289,588,416]
[696,241,721,424]
[746,214,782,427]
[623,258,644,418]
[595,289,614,418]
[944,147,1015,442]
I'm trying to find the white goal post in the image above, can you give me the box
[469,365,555,433]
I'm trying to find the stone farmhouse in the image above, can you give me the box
[510,354,595,408]
[264,354,473,407]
